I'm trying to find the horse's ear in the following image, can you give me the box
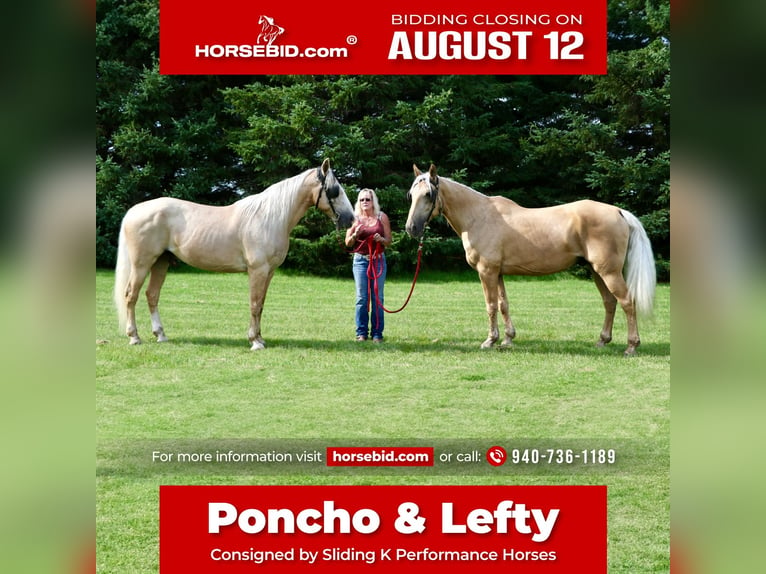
[428,164,439,187]
[413,164,422,177]
[321,158,331,175]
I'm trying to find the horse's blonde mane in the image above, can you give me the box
[444,176,499,198]
[438,176,498,211]
[441,176,521,208]
[441,176,483,195]
[237,169,314,226]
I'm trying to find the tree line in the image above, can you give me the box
[97,0,669,279]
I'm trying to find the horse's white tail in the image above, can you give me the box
[621,209,656,317]
[113,222,130,332]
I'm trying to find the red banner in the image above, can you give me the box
[159,485,607,572]
[159,0,607,75]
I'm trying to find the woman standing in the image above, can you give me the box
[345,188,392,342]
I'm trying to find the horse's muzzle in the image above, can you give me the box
[337,211,355,229]
[405,220,425,239]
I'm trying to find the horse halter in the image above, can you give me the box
[314,166,341,216]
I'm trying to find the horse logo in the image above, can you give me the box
[257,15,285,46]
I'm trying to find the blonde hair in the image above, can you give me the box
[354,188,381,217]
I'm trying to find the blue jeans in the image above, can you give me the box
[352,253,386,339]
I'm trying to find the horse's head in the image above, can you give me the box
[405,163,440,238]
[313,159,355,229]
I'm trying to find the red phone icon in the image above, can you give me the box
[486,446,507,466]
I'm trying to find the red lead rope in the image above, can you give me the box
[366,236,424,314]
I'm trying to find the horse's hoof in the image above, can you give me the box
[129,338,142,345]
[480,340,495,349]
[153,327,168,342]
[623,348,637,357]
[500,339,514,348]
[250,341,266,351]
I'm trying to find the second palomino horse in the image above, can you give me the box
[405,164,656,355]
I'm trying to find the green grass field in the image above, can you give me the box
[97,269,670,572]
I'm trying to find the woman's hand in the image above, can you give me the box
[345,222,360,246]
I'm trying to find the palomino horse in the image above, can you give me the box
[114,159,354,350]
[405,165,656,355]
